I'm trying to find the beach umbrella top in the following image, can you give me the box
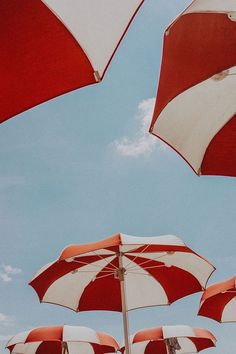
[6,325,119,354]
[198,276,236,323]
[1,0,144,124]
[150,0,236,177]
[120,325,216,354]
[29,233,215,312]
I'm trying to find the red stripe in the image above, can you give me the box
[151,12,236,130]
[0,0,95,124]
[78,258,122,312]
[96,332,119,349]
[101,0,145,80]
[60,234,121,260]
[90,343,116,354]
[201,114,236,176]
[29,255,111,301]
[35,341,62,354]
[133,327,163,343]
[190,337,215,351]
[27,326,63,342]
[144,341,167,354]
[7,345,15,353]
[129,245,194,254]
[200,277,235,300]
[199,292,235,322]
[126,255,202,303]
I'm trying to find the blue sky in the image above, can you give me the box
[0,1,235,353]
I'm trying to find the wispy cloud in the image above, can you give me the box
[0,264,22,282]
[0,313,14,327]
[111,98,166,157]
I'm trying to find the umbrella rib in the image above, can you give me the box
[91,251,118,270]
[142,264,167,270]
[126,253,168,271]
[223,290,236,293]
[93,273,114,281]
[73,259,116,272]
[127,264,166,274]
[127,271,151,276]
[124,244,150,269]
[72,270,114,274]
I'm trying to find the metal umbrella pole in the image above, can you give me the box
[62,342,69,354]
[117,253,131,354]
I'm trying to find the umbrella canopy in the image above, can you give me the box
[6,325,119,354]
[150,0,236,177]
[198,276,236,323]
[0,0,144,124]
[29,233,214,312]
[29,234,214,354]
[120,325,216,354]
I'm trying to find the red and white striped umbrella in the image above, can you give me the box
[29,233,214,354]
[150,0,236,177]
[6,325,119,354]
[1,0,144,124]
[120,325,216,354]
[198,276,236,323]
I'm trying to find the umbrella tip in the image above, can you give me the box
[94,71,101,82]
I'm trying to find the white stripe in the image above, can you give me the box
[78,249,115,256]
[125,251,214,288]
[127,340,149,354]
[63,326,99,343]
[126,251,168,259]
[184,0,236,14]
[30,261,54,280]
[153,66,236,173]
[42,0,143,76]
[160,252,213,287]
[120,234,185,246]
[7,331,31,347]
[163,325,195,339]
[176,338,197,353]
[123,256,168,310]
[11,343,41,354]
[221,296,236,322]
[129,334,135,345]
[65,249,115,262]
[43,256,115,310]
[67,342,94,354]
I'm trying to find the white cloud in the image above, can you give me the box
[0,313,14,327]
[0,264,22,282]
[111,98,166,157]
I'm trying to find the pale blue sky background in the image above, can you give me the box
[0,1,235,353]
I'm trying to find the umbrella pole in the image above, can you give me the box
[118,253,131,354]
[165,341,170,354]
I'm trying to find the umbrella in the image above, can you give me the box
[6,325,119,354]
[29,233,215,354]
[120,325,216,354]
[150,0,236,177]
[198,276,236,323]
[1,0,144,124]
